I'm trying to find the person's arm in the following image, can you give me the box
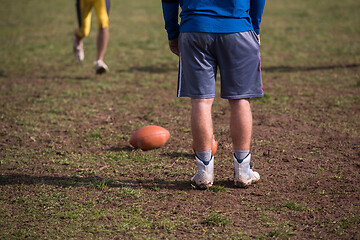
[162,0,180,55]
[162,0,180,40]
[249,0,266,35]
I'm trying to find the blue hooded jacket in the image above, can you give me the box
[162,0,265,40]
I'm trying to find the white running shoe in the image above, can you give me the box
[73,36,84,62]
[94,60,109,74]
[191,155,214,189]
[234,154,260,188]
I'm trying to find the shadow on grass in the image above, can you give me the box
[39,75,91,81]
[115,63,360,74]
[117,65,178,74]
[215,179,240,189]
[263,63,360,73]
[160,151,194,159]
[0,173,193,191]
[0,70,6,78]
[0,174,251,192]
[107,146,134,152]
[107,146,194,159]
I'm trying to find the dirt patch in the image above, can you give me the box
[1,65,359,239]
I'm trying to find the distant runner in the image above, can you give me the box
[73,0,111,74]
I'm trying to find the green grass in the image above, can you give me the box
[201,211,230,226]
[283,201,308,211]
[1,0,360,239]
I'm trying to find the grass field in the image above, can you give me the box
[1,0,359,239]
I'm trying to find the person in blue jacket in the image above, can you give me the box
[162,0,266,189]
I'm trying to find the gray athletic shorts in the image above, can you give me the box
[177,31,263,99]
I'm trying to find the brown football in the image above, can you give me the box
[130,125,170,150]
[192,135,218,155]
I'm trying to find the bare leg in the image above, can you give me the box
[190,98,215,189]
[97,27,109,61]
[230,99,260,187]
[229,99,252,150]
[191,98,214,152]
[73,30,85,61]
[74,31,83,46]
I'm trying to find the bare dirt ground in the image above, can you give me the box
[0,0,359,238]
[1,63,359,239]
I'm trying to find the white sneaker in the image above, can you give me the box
[234,154,260,187]
[191,155,214,189]
[73,36,84,62]
[94,60,109,74]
